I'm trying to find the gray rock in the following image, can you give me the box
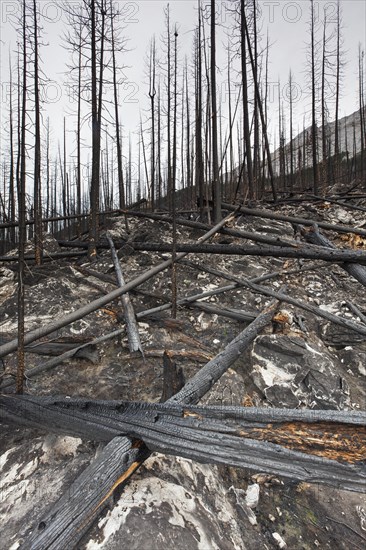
[250,334,351,409]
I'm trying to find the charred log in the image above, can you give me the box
[221,202,366,238]
[300,224,366,287]
[17,298,279,549]
[1,396,365,492]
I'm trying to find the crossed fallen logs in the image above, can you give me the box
[1,210,366,549]
[2,395,365,494]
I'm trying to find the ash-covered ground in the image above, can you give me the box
[1,200,365,549]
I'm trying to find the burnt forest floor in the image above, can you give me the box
[1,198,366,550]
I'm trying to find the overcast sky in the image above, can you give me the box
[1,0,365,163]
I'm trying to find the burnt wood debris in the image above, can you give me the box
[1,201,366,548]
[2,0,366,545]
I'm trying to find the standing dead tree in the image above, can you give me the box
[309,0,319,194]
[111,1,125,210]
[62,0,126,255]
[148,36,157,211]
[16,0,28,394]
[32,0,43,265]
[211,0,222,221]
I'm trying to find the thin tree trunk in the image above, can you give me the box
[310,0,319,194]
[33,0,42,265]
[111,4,125,210]
[334,0,341,174]
[17,0,27,394]
[171,27,178,318]
[149,36,156,211]
[211,0,221,221]
[195,11,204,218]
[240,0,254,199]
[8,52,16,246]
[289,70,294,194]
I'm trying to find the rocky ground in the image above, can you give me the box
[1,199,365,549]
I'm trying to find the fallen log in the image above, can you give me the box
[300,225,366,287]
[0,213,236,359]
[0,329,125,390]
[1,396,365,492]
[57,238,366,266]
[0,201,147,230]
[183,261,366,337]
[0,250,86,262]
[0,284,252,390]
[18,298,279,549]
[309,194,366,213]
[345,302,366,325]
[117,209,301,248]
[185,301,257,322]
[107,234,143,355]
[126,242,366,264]
[222,201,366,237]
[136,283,259,322]
[0,337,96,360]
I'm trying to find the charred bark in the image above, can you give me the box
[300,225,366,287]
[222,202,366,237]
[0,214,237,358]
[107,234,143,354]
[160,351,185,402]
[1,396,365,492]
[16,299,279,549]
[59,240,366,265]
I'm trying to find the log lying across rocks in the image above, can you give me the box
[15,299,279,550]
[1,396,365,492]
[300,224,366,288]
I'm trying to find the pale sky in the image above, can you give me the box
[0,0,365,180]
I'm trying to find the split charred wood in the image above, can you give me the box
[0,337,96,359]
[0,214,237,359]
[160,351,185,402]
[300,224,366,287]
[1,396,365,492]
[222,202,366,238]
[17,298,278,549]
[107,234,143,355]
